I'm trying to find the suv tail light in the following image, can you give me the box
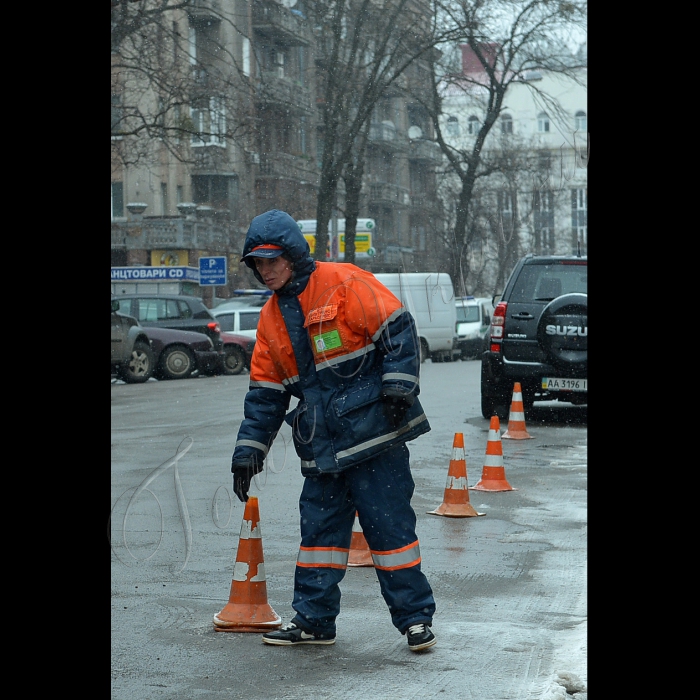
[489,302,507,353]
[207,321,221,334]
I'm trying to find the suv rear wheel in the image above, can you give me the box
[118,341,155,384]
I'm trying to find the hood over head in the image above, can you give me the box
[241,210,316,295]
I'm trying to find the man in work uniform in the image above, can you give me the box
[230,209,436,651]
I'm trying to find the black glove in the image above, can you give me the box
[380,388,415,428]
[231,456,263,502]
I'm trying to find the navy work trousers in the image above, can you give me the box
[290,444,436,636]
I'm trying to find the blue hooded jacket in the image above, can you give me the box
[233,210,431,475]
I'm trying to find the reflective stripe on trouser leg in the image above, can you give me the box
[349,445,436,632]
[291,474,355,636]
[292,445,435,635]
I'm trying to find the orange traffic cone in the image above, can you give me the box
[502,382,533,440]
[470,416,517,492]
[348,512,374,567]
[428,432,484,517]
[213,496,282,633]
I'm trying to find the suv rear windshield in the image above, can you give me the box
[509,262,587,303]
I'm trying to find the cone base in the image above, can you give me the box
[348,558,374,567]
[427,503,485,517]
[469,481,516,492]
[213,604,281,632]
[502,430,532,439]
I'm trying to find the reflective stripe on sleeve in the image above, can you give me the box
[301,459,316,471]
[371,540,421,571]
[235,439,270,455]
[249,380,287,392]
[371,307,406,342]
[296,546,349,569]
[381,372,419,384]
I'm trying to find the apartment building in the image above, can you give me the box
[111,0,442,299]
[438,43,587,292]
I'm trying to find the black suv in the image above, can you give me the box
[480,254,587,418]
[113,294,225,356]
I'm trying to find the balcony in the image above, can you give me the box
[407,138,443,163]
[256,72,314,113]
[258,152,318,185]
[409,193,441,212]
[368,182,411,206]
[252,1,311,47]
[368,121,409,151]
[111,216,229,252]
[187,0,221,22]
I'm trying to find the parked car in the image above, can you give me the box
[143,326,221,380]
[113,294,225,353]
[212,289,271,309]
[481,253,587,418]
[221,332,256,375]
[211,305,261,341]
[455,296,494,360]
[111,297,156,383]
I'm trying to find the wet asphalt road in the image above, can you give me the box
[111,358,587,699]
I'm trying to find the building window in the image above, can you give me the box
[571,188,587,254]
[111,182,124,220]
[538,112,550,133]
[446,115,460,136]
[538,150,551,170]
[172,22,179,64]
[176,185,183,204]
[300,115,307,154]
[500,113,513,134]
[161,182,168,215]
[191,97,226,146]
[242,37,250,76]
[533,190,555,254]
[412,224,426,251]
[468,115,479,135]
[575,110,587,131]
[498,190,513,213]
[111,94,124,137]
[192,174,238,213]
[188,25,197,65]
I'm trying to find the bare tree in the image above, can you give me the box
[425,0,586,289]
[309,0,446,262]
[111,0,254,172]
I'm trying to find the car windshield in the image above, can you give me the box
[456,306,480,323]
[509,262,588,302]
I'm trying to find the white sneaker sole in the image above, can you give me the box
[408,636,437,651]
[262,636,336,646]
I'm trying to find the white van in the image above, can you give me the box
[374,273,458,363]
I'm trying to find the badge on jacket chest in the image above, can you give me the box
[307,304,345,356]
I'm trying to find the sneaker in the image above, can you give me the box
[405,623,436,651]
[262,622,336,646]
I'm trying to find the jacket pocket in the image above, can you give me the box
[333,378,382,417]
